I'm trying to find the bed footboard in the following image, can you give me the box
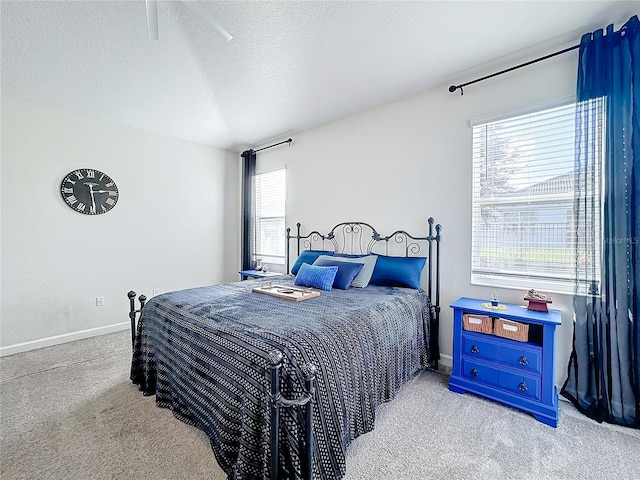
[128,291,317,480]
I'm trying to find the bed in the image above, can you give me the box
[129,219,441,480]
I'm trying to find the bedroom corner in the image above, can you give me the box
[0,97,240,354]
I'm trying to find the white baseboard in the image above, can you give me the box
[0,323,457,371]
[438,353,453,368]
[0,322,130,357]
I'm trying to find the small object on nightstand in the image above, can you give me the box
[480,291,508,310]
[491,290,499,307]
[239,269,281,281]
[524,289,552,312]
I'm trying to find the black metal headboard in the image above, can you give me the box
[286,218,442,367]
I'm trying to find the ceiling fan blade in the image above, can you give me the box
[145,0,159,40]
[181,0,233,42]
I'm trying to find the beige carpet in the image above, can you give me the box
[1,330,639,480]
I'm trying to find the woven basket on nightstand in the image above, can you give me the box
[462,314,493,334]
[494,318,529,342]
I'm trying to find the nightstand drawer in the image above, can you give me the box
[462,334,498,362]
[462,331,542,374]
[498,370,541,401]
[499,344,542,374]
[461,359,499,385]
[461,359,542,401]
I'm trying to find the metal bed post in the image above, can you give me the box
[268,350,317,480]
[432,222,442,370]
[285,227,291,275]
[128,290,146,349]
[269,351,283,480]
[128,291,136,348]
[435,223,442,313]
[296,222,302,257]
[301,363,317,480]
[427,218,434,301]
[285,223,303,274]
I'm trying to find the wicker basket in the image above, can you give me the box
[463,314,493,334]
[494,318,529,342]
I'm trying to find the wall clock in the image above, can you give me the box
[60,168,119,215]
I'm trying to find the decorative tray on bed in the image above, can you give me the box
[252,284,320,301]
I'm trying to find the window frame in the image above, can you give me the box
[470,98,603,295]
[252,167,287,267]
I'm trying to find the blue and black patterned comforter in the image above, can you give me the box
[131,275,434,480]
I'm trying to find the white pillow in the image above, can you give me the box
[315,255,378,288]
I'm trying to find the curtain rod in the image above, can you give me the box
[254,138,293,152]
[448,43,579,95]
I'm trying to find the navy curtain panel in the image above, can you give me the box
[562,16,639,428]
[241,149,256,271]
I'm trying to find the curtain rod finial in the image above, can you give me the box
[448,85,458,93]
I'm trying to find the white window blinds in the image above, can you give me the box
[471,100,602,294]
[254,168,286,265]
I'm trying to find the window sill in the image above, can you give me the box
[471,274,577,297]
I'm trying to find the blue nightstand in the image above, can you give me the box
[449,297,561,427]
[239,270,282,281]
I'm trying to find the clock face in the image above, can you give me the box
[60,169,119,215]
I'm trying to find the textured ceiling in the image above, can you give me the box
[2,1,637,152]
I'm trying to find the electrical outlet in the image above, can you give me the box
[152,289,160,297]
[96,296,105,307]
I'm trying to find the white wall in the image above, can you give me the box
[256,50,579,387]
[0,97,240,352]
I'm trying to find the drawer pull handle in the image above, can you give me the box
[518,382,528,392]
[471,368,478,377]
[471,345,479,354]
[519,356,529,366]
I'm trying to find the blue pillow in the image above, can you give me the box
[312,257,364,290]
[294,263,338,291]
[328,254,378,288]
[291,250,334,275]
[369,256,427,289]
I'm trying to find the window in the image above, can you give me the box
[471,100,602,294]
[253,168,286,266]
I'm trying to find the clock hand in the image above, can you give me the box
[85,183,97,212]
